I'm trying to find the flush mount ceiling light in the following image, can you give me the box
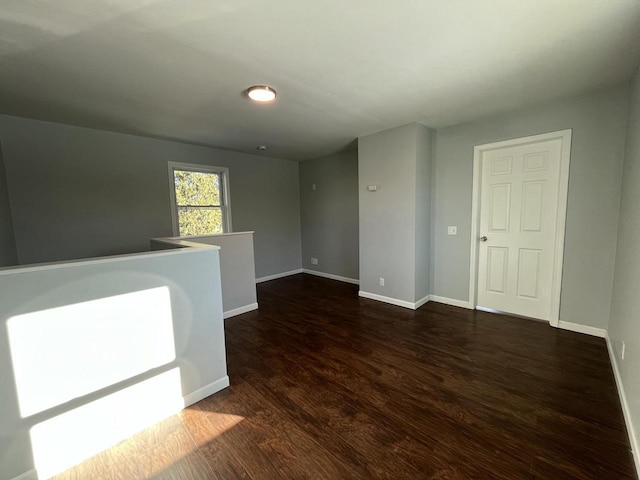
[246,85,277,103]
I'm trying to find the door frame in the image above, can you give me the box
[468,129,572,326]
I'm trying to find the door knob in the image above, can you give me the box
[480,236,488,242]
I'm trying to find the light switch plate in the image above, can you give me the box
[447,226,457,235]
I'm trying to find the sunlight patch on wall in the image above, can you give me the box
[7,286,176,418]
[30,367,185,479]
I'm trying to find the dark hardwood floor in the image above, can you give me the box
[55,274,636,479]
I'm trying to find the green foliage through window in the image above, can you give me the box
[173,169,225,236]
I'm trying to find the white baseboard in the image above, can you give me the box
[10,470,38,480]
[183,376,230,408]
[606,334,640,476]
[358,291,427,310]
[429,295,473,309]
[301,269,359,285]
[558,321,607,338]
[223,303,258,319]
[415,295,430,309]
[255,269,302,283]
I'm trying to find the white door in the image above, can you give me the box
[475,133,569,321]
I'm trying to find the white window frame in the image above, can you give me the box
[167,161,233,237]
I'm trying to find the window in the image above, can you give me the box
[168,162,232,236]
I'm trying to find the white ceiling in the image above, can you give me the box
[1,0,640,160]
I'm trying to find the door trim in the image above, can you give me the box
[468,129,572,326]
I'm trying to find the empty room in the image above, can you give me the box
[1,1,640,479]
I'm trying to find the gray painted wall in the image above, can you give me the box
[415,124,432,300]
[299,150,359,280]
[0,141,17,267]
[359,123,432,304]
[0,115,301,278]
[609,63,640,458]
[432,85,629,328]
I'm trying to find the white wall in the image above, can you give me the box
[0,115,301,279]
[432,85,629,328]
[608,62,640,469]
[151,232,258,318]
[0,247,228,480]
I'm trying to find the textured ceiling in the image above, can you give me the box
[1,0,640,160]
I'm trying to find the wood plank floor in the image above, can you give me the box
[55,273,636,479]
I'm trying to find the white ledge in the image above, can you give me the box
[0,246,218,276]
[161,231,254,240]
